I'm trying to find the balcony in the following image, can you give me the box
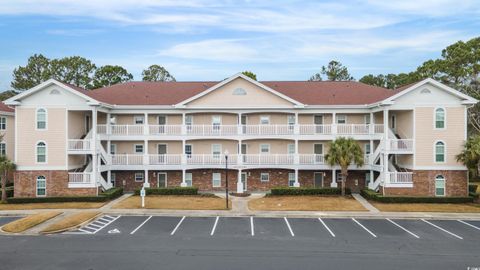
[68,172,94,188]
[67,139,93,152]
[387,139,414,153]
[385,172,413,187]
[97,124,384,137]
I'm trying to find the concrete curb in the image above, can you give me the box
[40,212,102,235]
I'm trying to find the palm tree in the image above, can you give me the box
[456,135,480,178]
[325,137,364,196]
[0,155,15,203]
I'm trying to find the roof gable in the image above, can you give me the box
[176,73,304,108]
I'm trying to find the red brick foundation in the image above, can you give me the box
[14,171,97,197]
[382,170,468,197]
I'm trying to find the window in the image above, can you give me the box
[36,108,47,130]
[435,141,445,163]
[0,117,6,130]
[134,144,144,154]
[420,88,431,94]
[288,144,295,154]
[110,144,117,155]
[336,115,346,124]
[185,144,192,158]
[36,176,46,196]
[288,173,295,187]
[233,88,247,95]
[0,143,6,156]
[365,143,371,155]
[134,115,144,125]
[212,144,222,158]
[435,108,445,129]
[111,173,116,186]
[260,115,270,125]
[260,144,270,154]
[185,173,192,187]
[365,172,371,186]
[260,173,269,182]
[212,173,221,187]
[49,89,61,95]
[135,172,144,182]
[287,115,295,130]
[435,175,445,196]
[212,115,221,131]
[364,115,371,125]
[36,142,47,163]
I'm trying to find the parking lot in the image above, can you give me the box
[65,215,480,242]
[0,216,21,227]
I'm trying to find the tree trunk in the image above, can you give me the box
[1,173,6,203]
[341,168,348,196]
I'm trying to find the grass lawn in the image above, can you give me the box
[1,211,62,233]
[112,195,230,210]
[41,211,101,234]
[0,202,105,210]
[371,202,480,212]
[248,195,368,211]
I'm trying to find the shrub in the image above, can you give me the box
[7,187,123,204]
[469,184,478,194]
[269,187,351,196]
[360,189,474,203]
[134,187,198,196]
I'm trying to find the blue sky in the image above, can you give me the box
[0,0,479,90]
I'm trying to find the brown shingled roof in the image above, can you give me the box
[84,80,399,106]
[0,102,14,113]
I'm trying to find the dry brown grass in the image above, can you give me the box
[248,195,368,211]
[0,202,105,210]
[41,211,101,233]
[112,195,230,210]
[1,211,62,233]
[371,202,480,212]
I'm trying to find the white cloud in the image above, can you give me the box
[158,39,258,61]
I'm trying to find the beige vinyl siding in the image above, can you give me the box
[68,111,87,139]
[415,107,465,167]
[187,113,237,125]
[16,107,66,167]
[147,114,182,125]
[187,140,238,155]
[187,78,293,107]
[243,140,293,154]
[148,141,182,154]
[0,114,15,161]
[394,110,413,138]
[112,141,145,154]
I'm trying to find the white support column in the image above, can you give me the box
[107,170,112,186]
[369,170,374,188]
[332,112,337,134]
[383,109,389,176]
[106,113,111,135]
[294,139,299,165]
[294,112,299,135]
[331,169,338,187]
[92,107,98,188]
[369,112,374,134]
[144,112,148,135]
[294,169,300,187]
[238,139,243,165]
[144,139,149,165]
[181,113,186,135]
[237,169,243,193]
[238,113,242,135]
[144,169,150,188]
[181,169,187,187]
[182,139,186,165]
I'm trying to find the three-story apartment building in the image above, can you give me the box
[4,73,477,197]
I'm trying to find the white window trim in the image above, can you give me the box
[287,114,295,125]
[364,114,371,125]
[260,115,270,125]
[336,114,347,124]
[212,172,221,187]
[260,173,269,182]
[134,172,144,182]
[0,116,6,130]
[134,144,144,154]
[435,175,446,197]
[36,108,47,131]
[0,142,6,156]
[157,172,167,187]
[36,176,46,197]
[211,115,222,125]
[288,173,295,187]
[185,115,193,125]
[157,143,168,154]
[134,115,145,125]
[110,144,117,155]
[35,140,47,164]
[434,107,446,130]
[259,144,270,154]
[157,115,167,125]
[313,143,323,155]
[434,140,446,164]
[185,144,193,155]
[365,143,371,155]
[211,144,222,157]
[287,144,295,154]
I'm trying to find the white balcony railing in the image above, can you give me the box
[299,154,325,164]
[243,154,295,165]
[111,154,144,165]
[388,139,414,152]
[68,172,93,184]
[97,124,384,137]
[186,154,238,165]
[149,154,182,165]
[67,139,92,151]
[386,172,413,184]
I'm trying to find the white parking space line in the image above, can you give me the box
[458,220,480,231]
[318,218,335,237]
[352,218,377,238]
[130,216,152,235]
[171,216,186,235]
[421,219,463,240]
[284,217,295,237]
[386,218,420,239]
[210,216,219,236]
[250,217,254,236]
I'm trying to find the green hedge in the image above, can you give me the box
[269,187,351,196]
[361,189,474,203]
[134,187,198,196]
[7,187,123,204]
